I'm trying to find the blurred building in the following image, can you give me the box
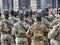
[0,0,13,12]
[38,0,59,8]
[13,0,30,11]
[0,0,60,12]
[1,0,30,12]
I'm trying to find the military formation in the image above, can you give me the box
[0,7,60,45]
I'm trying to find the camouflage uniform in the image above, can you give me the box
[48,23,60,45]
[24,17,34,26]
[9,10,18,45]
[24,17,34,45]
[9,9,18,25]
[0,19,12,45]
[9,16,18,45]
[24,9,34,26]
[26,21,49,45]
[41,16,51,28]
[0,18,2,45]
[50,19,60,27]
[9,16,18,24]
[12,20,30,45]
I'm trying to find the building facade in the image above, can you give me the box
[0,0,60,12]
[1,0,30,12]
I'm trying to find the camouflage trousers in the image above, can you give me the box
[1,33,11,45]
[31,39,44,45]
[15,37,28,45]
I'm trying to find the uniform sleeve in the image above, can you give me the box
[12,24,18,35]
[26,25,34,38]
[48,25,58,38]
[43,24,50,33]
[51,20,58,26]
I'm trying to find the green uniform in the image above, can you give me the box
[48,23,60,45]
[26,21,49,45]
[0,18,2,45]
[12,20,30,45]
[9,16,18,24]
[51,19,60,26]
[9,16,18,44]
[24,17,34,25]
[0,19,12,45]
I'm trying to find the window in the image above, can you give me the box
[37,0,41,9]
[52,0,56,8]
[2,0,9,10]
[18,0,29,10]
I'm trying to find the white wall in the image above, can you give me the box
[13,0,19,11]
[0,0,2,12]
[30,0,37,11]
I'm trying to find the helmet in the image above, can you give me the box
[18,10,24,18]
[3,9,9,16]
[9,10,15,15]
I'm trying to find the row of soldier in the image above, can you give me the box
[0,7,60,45]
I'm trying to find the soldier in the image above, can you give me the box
[0,10,13,45]
[50,16,60,27]
[9,10,18,44]
[24,9,34,26]
[12,12,30,45]
[48,23,60,45]
[41,8,51,28]
[26,13,49,45]
[24,10,34,45]
[48,16,60,45]
[9,10,18,24]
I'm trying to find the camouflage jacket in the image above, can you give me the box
[24,17,34,25]
[0,19,13,34]
[41,17,51,28]
[9,16,18,25]
[12,20,30,37]
[26,21,49,39]
[48,23,60,40]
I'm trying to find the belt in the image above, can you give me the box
[16,34,27,38]
[16,35,27,38]
[32,38,44,42]
[2,32,11,34]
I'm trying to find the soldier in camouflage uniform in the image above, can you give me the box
[41,8,54,29]
[0,10,13,45]
[9,10,18,45]
[24,9,34,26]
[24,10,34,45]
[26,14,49,45]
[48,23,60,45]
[9,10,18,24]
[12,12,30,45]
[49,16,60,29]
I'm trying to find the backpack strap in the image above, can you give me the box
[36,24,44,35]
[19,23,27,31]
